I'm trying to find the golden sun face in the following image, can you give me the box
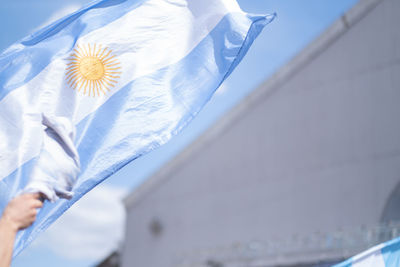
[66,44,121,97]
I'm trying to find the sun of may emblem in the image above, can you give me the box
[65,44,121,97]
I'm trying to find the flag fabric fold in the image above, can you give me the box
[0,0,275,256]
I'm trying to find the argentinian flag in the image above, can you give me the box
[335,236,400,267]
[0,0,275,255]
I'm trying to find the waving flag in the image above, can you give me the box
[0,0,275,256]
[334,237,400,267]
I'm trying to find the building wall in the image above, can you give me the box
[121,0,400,266]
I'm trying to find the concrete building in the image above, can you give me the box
[120,0,400,266]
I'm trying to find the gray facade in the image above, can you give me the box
[121,0,400,266]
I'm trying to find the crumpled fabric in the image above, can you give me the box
[21,114,80,202]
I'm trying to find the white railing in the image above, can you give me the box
[175,222,400,267]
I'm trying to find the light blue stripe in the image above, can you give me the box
[2,11,275,256]
[0,0,146,102]
[382,236,400,266]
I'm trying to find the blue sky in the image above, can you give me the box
[0,0,358,266]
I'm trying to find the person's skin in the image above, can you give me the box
[0,193,43,267]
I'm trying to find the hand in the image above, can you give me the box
[1,193,43,232]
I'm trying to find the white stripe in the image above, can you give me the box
[0,0,243,181]
[352,243,386,267]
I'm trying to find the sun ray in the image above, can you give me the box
[65,71,78,78]
[76,45,83,56]
[66,76,77,86]
[66,70,79,80]
[92,82,97,97]
[67,56,79,61]
[97,81,106,94]
[84,79,90,95]
[98,47,108,59]
[66,72,79,83]
[105,62,121,68]
[89,44,94,57]
[65,65,78,72]
[95,45,102,57]
[102,78,115,86]
[100,49,112,60]
[105,59,118,64]
[102,55,117,63]
[106,66,122,71]
[87,81,91,97]
[72,77,83,90]
[66,60,79,66]
[101,49,112,60]
[94,81,101,96]
[92,81,97,97]
[106,70,122,74]
[106,74,121,79]
[98,79,111,91]
[82,79,89,92]
[103,53,116,60]
[73,48,83,57]
[66,69,80,79]
[82,45,89,57]
[92,80,97,96]
[103,76,118,83]
[65,69,77,76]
[77,79,85,92]
[86,44,92,56]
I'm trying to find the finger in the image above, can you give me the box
[27,192,47,203]
[21,193,40,201]
[30,193,42,199]
[32,199,44,209]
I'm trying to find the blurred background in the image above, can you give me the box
[2,0,399,266]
